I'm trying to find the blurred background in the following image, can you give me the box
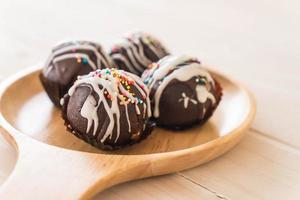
[0,0,299,199]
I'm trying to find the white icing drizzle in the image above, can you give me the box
[124,103,131,132]
[60,98,64,106]
[67,69,150,144]
[111,54,139,75]
[81,92,98,135]
[143,104,146,118]
[144,55,216,118]
[53,53,97,70]
[125,72,152,117]
[196,84,216,104]
[178,93,198,108]
[45,41,113,76]
[53,43,112,68]
[111,32,167,74]
[125,43,144,72]
[140,34,167,58]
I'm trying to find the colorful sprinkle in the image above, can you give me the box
[88,68,146,105]
[82,57,88,64]
[197,77,207,85]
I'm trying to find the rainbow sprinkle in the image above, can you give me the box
[82,57,88,64]
[196,77,207,85]
[91,68,145,106]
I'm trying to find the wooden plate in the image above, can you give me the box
[0,66,255,199]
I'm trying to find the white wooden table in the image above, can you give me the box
[0,0,300,199]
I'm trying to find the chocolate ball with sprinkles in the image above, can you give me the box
[61,68,154,150]
[40,40,114,107]
[109,32,169,76]
[142,55,222,129]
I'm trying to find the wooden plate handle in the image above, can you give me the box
[0,126,152,200]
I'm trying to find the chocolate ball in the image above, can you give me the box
[40,40,114,107]
[61,68,154,150]
[109,32,169,76]
[142,55,222,129]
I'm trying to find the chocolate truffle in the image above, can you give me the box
[142,55,222,129]
[109,32,169,76]
[40,40,113,107]
[61,68,154,150]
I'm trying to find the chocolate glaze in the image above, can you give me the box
[40,40,113,107]
[110,32,169,76]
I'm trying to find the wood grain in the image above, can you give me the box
[95,130,300,200]
[96,174,222,200]
[0,134,16,185]
[181,131,300,200]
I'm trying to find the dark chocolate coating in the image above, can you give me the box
[109,32,169,76]
[142,56,222,129]
[153,78,222,129]
[40,41,113,107]
[61,69,154,150]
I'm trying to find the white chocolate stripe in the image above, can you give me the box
[53,53,97,70]
[53,43,110,68]
[124,104,131,132]
[112,54,139,75]
[125,72,152,117]
[125,44,145,72]
[140,36,164,58]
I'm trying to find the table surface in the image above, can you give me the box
[0,0,300,199]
